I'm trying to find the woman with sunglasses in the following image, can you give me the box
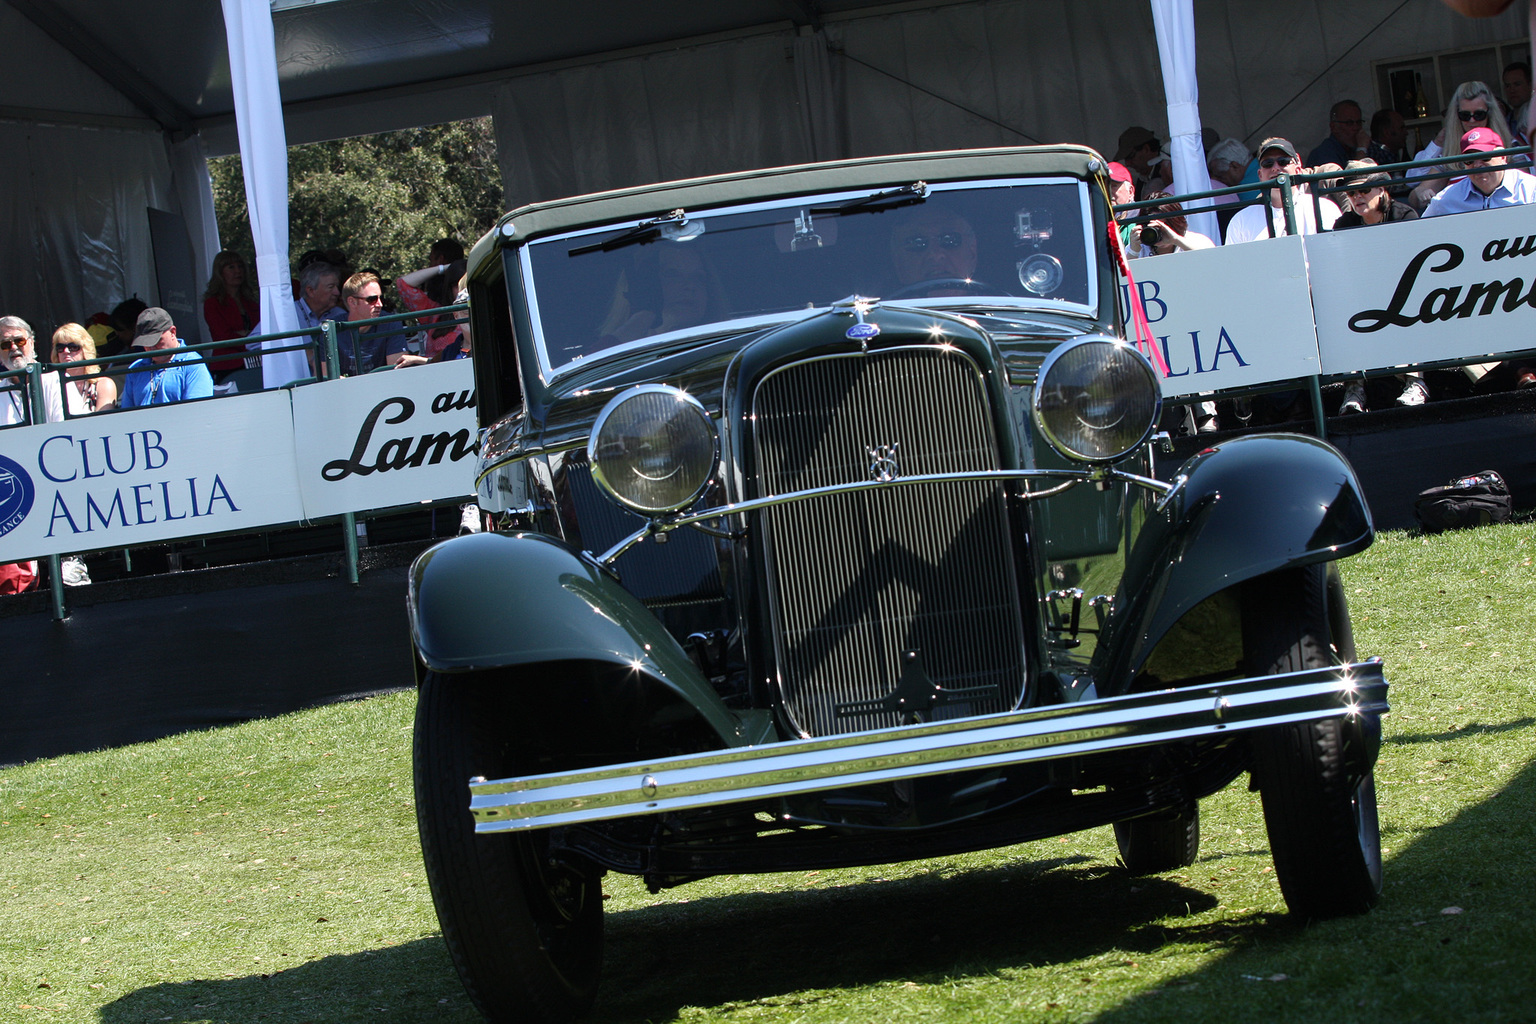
[1408,81,1517,208]
[50,322,118,414]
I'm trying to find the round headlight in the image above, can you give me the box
[1032,337,1162,462]
[589,385,719,513]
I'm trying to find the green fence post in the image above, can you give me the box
[1277,174,1299,237]
[316,319,362,584]
[1308,375,1328,440]
[320,321,341,382]
[24,366,68,619]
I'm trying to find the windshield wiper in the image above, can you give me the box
[810,182,928,216]
[568,209,703,257]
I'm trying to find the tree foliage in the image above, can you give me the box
[209,117,505,284]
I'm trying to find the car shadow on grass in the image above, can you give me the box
[591,855,1224,1022]
[1086,756,1536,1023]
[95,854,1219,1024]
[98,937,483,1024]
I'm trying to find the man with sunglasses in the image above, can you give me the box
[1423,126,1536,217]
[1223,138,1342,245]
[1307,100,1370,168]
[888,207,979,298]
[0,316,64,426]
[335,271,409,376]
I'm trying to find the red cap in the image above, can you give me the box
[1107,161,1133,184]
[1461,127,1504,154]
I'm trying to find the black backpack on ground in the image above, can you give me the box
[1413,470,1513,533]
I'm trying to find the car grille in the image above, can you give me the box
[752,347,1028,737]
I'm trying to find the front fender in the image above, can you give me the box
[1095,433,1373,686]
[408,531,750,747]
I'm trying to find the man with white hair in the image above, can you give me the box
[0,316,64,426]
[1206,138,1250,207]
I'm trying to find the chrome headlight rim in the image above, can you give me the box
[588,384,720,515]
[1032,336,1162,464]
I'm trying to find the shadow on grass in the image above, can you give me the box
[97,854,1221,1024]
[1087,757,1536,1023]
[99,758,1536,1024]
[99,937,481,1024]
[1388,715,1536,746]
[592,855,1223,1022]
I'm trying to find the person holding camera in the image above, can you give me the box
[1128,191,1215,257]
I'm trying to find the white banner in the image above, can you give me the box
[1307,203,1536,375]
[1124,235,1320,398]
[0,391,302,561]
[292,361,477,520]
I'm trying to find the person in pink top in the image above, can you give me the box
[395,239,468,358]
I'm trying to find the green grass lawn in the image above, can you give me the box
[3,522,1533,1024]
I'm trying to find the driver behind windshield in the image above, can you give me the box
[888,206,979,297]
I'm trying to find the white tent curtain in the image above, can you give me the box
[170,135,223,348]
[1149,0,1217,244]
[222,0,306,388]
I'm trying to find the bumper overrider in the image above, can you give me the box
[470,661,1388,833]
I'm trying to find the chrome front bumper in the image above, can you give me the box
[469,661,1388,833]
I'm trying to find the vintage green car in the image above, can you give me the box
[407,146,1386,1024]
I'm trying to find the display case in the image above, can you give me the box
[1375,38,1530,154]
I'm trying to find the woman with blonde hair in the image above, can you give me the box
[50,322,118,414]
[1410,80,1516,206]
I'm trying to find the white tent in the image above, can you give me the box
[1,0,1528,364]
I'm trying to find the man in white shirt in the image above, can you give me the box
[1224,138,1342,245]
[1423,126,1536,217]
[0,316,64,426]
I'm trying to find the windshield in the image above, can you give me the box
[522,177,1097,378]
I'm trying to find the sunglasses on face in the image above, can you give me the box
[351,293,383,305]
[0,336,27,350]
[54,342,84,354]
[1457,108,1490,123]
[1345,188,1380,200]
[1260,156,1296,169]
[902,233,965,253]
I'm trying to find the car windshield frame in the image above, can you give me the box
[519,176,1098,381]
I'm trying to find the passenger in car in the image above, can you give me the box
[597,242,728,347]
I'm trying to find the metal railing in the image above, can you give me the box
[1112,146,1536,438]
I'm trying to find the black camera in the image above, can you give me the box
[1141,223,1161,246]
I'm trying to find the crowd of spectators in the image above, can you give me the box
[0,237,477,594]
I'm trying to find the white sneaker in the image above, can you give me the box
[60,555,91,587]
[458,503,483,535]
[1339,382,1366,415]
[1396,379,1429,407]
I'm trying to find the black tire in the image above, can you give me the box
[1242,564,1382,919]
[1113,802,1200,874]
[414,670,603,1024]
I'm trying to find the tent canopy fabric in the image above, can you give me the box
[0,0,1527,339]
